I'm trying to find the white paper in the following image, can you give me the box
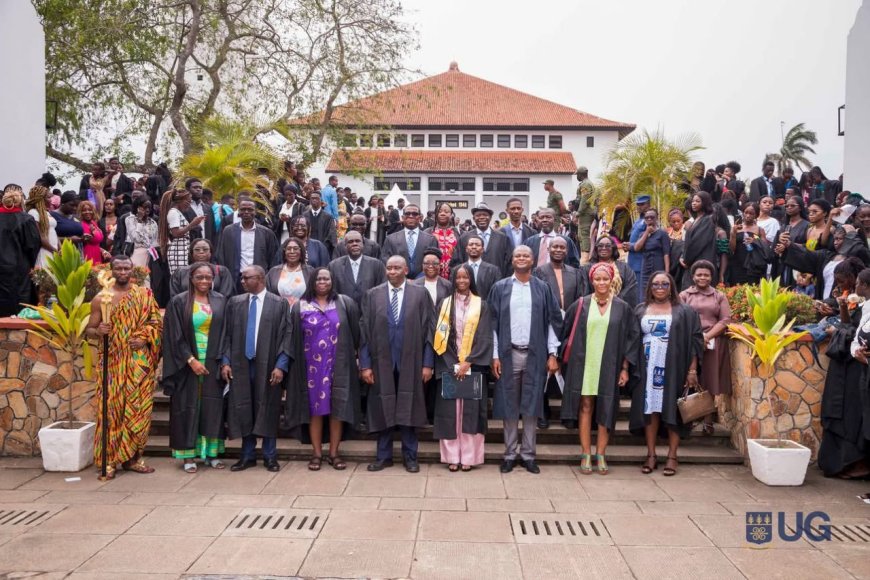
[453,364,472,376]
[548,371,565,394]
[834,204,857,224]
[64,477,81,482]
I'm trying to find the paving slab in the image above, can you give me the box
[620,546,744,579]
[99,469,190,493]
[0,468,44,489]
[689,514,814,549]
[579,477,670,501]
[467,498,553,512]
[820,545,870,578]
[18,471,109,491]
[656,478,755,502]
[187,536,311,576]
[517,544,634,579]
[121,491,213,506]
[0,532,115,572]
[344,473,426,497]
[68,573,179,580]
[126,505,240,536]
[0,489,47,503]
[319,509,420,540]
[37,490,130,504]
[412,541,522,580]
[293,495,379,509]
[425,475,506,498]
[77,534,215,574]
[207,493,295,508]
[35,504,153,535]
[352,461,430,476]
[721,547,854,579]
[179,465,278,494]
[719,501,870,518]
[637,500,730,515]
[418,511,513,542]
[260,467,350,496]
[502,476,586,500]
[221,508,327,539]
[426,463,501,477]
[298,539,414,578]
[550,499,641,514]
[733,480,828,503]
[378,497,466,511]
[510,513,612,545]
[602,514,713,547]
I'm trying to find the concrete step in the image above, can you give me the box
[144,435,744,465]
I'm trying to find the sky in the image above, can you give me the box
[400,0,861,181]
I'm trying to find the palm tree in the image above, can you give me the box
[765,123,818,174]
[596,129,704,220]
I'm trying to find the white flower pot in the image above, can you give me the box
[38,421,96,472]
[747,438,811,486]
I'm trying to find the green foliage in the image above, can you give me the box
[765,123,818,174]
[747,278,791,334]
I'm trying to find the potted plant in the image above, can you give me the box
[727,278,811,486]
[27,241,96,472]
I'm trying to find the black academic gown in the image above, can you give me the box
[489,276,563,420]
[215,223,279,293]
[533,263,587,313]
[305,209,337,255]
[161,292,227,450]
[360,283,435,431]
[560,296,640,430]
[221,292,290,439]
[629,303,704,438]
[328,256,386,307]
[782,236,870,300]
[283,295,362,433]
[432,297,493,439]
[680,215,719,290]
[0,212,40,317]
[454,261,501,303]
[413,276,453,307]
[265,264,314,298]
[170,264,235,299]
[453,229,513,276]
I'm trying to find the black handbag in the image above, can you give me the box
[441,372,484,400]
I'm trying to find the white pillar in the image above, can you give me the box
[844,2,870,194]
[0,3,45,188]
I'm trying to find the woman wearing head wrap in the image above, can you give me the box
[560,261,641,475]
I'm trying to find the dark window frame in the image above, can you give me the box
[428,134,442,147]
[445,134,459,147]
[497,134,511,148]
[462,134,477,147]
[548,135,562,149]
[587,136,595,148]
[514,135,528,148]
[480,134,494,148]
[531,135,545,148]
[411,134,425,147]
[394,134,408,147]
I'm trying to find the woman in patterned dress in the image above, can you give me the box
[158,188,206,275]
[427,203,461,279]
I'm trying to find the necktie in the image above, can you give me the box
[471,262,479,281]
[481,231,490,250]
[391,287,400,323]
[538,234,550,266]
[407,230,417,261]
[245,295,258,360]
[352,260,359,283]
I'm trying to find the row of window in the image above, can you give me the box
[342,133,595,149]
[373,177,531,192]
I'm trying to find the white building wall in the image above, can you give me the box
[0,3,45,189]
[844,1,870,194]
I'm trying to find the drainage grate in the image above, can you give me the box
[223,508,327,538]
[787,523,870,543]
[0,508,55,529]
[509,514,612,544]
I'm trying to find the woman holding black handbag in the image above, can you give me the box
[431,264,493,472]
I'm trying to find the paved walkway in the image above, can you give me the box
[0,457,866,579]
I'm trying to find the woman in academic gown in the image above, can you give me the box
[629,271,704,477]
[561,262,640,475]
[679,192,726,289]
[432,264,493,471]
[776,227,870,301]
[0,188,40,317]
[583,235,638,308]
[283,267,361,471]
[162,263,227,472]
[170,238,235,299]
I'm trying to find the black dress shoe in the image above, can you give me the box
[264,457,281,472]
[367,460,394,472]
[230,459,256,472]
[404,459,420,473]
[499,459,515,473]
[537,418,550,429]
[523,460,541,474]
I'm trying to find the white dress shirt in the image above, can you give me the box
[190,200,205,217]
[492,275,560,358]
[424,279,438,305]
[349,256,362,283]
[467,258,482,282]
[508,223,524,247]
[240,224,256,269]
[250,288,268,346]
[388,281,406,315]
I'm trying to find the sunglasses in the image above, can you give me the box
[404,212,420,217]
[651,282,671,289]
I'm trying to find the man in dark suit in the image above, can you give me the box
[216,198,279,293]
[106,157,134,199]
[381,204,438,279]
[304,191,337,256]
[452,202,512,276]
[455,234,501,301]
[184,177,216,243]
[414,248,452,307]
[503,197,536,250]
[749,161,778,203]
[526,208,580,269]
[333,213,380,258]
[329,231,386,306]
[360,255,435,473]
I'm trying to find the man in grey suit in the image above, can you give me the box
[329,231,386,307]
[333,213,381,259]
[380,204,438,279]
[455,234,502,301]
[452,202,513,276]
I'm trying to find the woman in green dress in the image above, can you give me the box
[162,262,228,473]
[560,262,640,475]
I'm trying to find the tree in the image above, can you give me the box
[765,122,818,174]
[34,0,417,173]
[596,129,703,219]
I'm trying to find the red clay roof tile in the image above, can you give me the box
[325,150,577,174]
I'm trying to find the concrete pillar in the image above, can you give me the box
[844,2,870,194]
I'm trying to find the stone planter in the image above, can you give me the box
[37,420,95,471]
[747,438,812,486]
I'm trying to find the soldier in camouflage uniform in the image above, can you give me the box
[575,166,597,264]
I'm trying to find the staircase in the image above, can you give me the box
[145,392,743,465]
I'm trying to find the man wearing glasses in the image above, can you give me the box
[381,204,439,279]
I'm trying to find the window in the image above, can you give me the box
[497,134,511,148]
[377,134,391,148]
[394,134,408,147]
[445,134,459,147]
[514,135,528,148]
[374,176,421,191]
[339,133,357,147]
[531,135,545,148]
[482,178,530,192]
[587,136,595,148]
[429,177,475,192]
[411,134,425,147]
[480,134,494,148]
[428,134,442,147]
[463,134,477,147]
[359,134,373,148]
[549,136,562,149]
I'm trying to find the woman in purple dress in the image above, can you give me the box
[284,267,361,471]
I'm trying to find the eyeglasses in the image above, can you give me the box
[422,261,440,267]
[651,282,671,289]
[404,212,420,217]
[596,243,613,249]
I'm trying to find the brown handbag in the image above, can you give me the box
[677,384,716,423]
[562,298,585,364]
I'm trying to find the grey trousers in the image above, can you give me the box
[502,348,537,461]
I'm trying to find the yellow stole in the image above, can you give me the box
[433,294,481,362]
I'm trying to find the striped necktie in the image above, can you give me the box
[391,287,400,322]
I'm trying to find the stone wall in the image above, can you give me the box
[720,339,825,461]
[0,323,96,456]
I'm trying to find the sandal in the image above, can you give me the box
[98,465,116,480]
[579,454,593,475]
[447,464,460,472]
[207,458,225,470]
[308,456,322,471]
[663,455,678,476]
[641,454,658,474]
[122,458,155,474]
[461,465,472,472]
[596,454,609,475]
[183,461,197,474]
[326,456,347,471]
